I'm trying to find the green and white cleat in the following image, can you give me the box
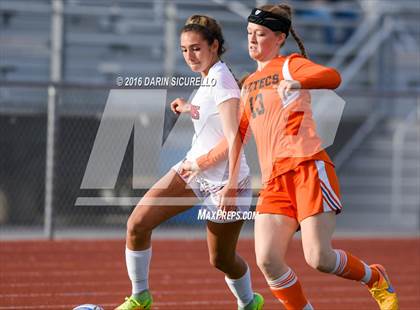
[114,290,153,310]
[239,293,264,310]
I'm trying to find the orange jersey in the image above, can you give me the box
[197,53,341,184]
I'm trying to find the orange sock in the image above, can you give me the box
[268,268,313,310]
[332,250,379,288]
[366,267,380,288]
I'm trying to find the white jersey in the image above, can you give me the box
[185,61,250,185]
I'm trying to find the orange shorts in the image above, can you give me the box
[256,160,342,222]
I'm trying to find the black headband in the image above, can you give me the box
[247,8,291,36]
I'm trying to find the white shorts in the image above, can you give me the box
[172,161,253,223]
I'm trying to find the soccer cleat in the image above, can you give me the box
[368,264,399,310]
[114,290,153,310]
[239,292,264,310]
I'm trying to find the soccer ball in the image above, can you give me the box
[73,305,104,310]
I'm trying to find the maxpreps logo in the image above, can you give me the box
[197,209,258,221]
[75,88,345,207]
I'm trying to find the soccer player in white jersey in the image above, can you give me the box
[115,15,263,310]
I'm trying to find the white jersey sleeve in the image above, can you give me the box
[212,66,240,106]
[184,61,250,185]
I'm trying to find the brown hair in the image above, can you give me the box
[238,73,250,89]
[181,15,226,57]
[259,4,308,58]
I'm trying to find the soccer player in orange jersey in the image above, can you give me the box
[183,3,399,310]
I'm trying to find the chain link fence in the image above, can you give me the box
[1,84,215,232]
[1,0,418,238]
[0,109,46,225]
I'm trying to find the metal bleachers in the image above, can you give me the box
[0,0,363,89]
[337,108,419,233]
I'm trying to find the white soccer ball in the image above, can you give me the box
[73,305,104,310]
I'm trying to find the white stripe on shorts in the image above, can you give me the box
[315,160,342,211]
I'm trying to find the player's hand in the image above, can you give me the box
[277,80,301,103]
[216,185,237,212]
[179,160,200,183]
[170,98,191,114]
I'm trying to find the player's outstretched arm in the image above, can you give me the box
[288,53,341,89]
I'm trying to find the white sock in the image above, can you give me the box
[303,303,314,310]
[224,265,254,308]
[125,247,152,295]
[361,263,372,284]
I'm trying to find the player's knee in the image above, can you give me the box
[126,213,152,239]
[209,252,234,272]
[304,247,331,272]
[256,255,283,279]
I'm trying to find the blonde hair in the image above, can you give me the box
[182,15,226,57]
[259,4,308,58]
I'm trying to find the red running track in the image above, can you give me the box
[0,238,419,309]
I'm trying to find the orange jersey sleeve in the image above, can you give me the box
[288,53,341,89]
[196,102,251,170]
